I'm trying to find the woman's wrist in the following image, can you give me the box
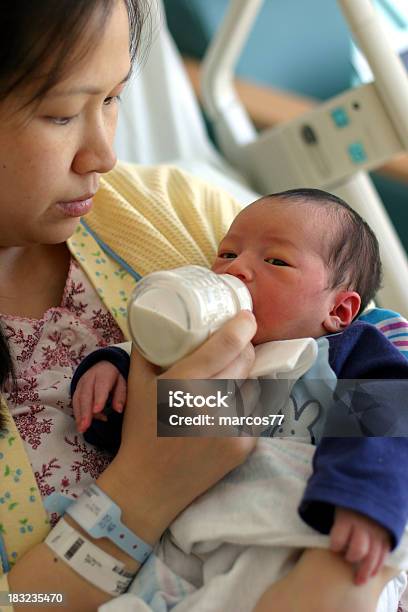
[95,458,177,546]
[61,465,162,580]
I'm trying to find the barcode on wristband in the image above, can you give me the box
[65,537,84,560]
[113,565,136,579]
[45,518,136,596]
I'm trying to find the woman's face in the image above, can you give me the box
[0,0,131,247]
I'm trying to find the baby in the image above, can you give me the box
[71,188,408,586]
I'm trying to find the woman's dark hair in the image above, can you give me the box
[0,0,151,106]
[0,325,14,425]
[0,327,12,386]
[267,188,383,316]
[0,1,151,425]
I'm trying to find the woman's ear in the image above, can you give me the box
[323,291,361,333]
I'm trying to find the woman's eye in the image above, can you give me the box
[45,94,122,125]
[265,258,288,266]
[48,116,74,126]
[219,252,236,259]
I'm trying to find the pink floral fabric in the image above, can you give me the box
[1,258,124,511]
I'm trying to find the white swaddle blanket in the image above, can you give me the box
[101,339,408,612]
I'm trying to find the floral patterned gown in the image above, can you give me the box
[1,258,125,522]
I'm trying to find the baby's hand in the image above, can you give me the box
[72,361,127,433]
[330,507,391,585]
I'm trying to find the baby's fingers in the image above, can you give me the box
[330,517,352,553]
[111,374,127,413]
[73,381,95,431]
[345,529,370,564]
[354,543,384,585]
[92,375,117,414]
[370,546,388,578]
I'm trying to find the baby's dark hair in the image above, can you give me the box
[267,188,382,316]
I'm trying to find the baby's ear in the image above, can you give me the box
[323,291,361,333]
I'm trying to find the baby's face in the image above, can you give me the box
[212,197,338,344]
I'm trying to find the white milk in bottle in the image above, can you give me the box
[128,265,252,367]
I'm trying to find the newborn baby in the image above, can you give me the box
[72,188,408,587]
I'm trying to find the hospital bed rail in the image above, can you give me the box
[200,0,408,318]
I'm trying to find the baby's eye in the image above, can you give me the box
[265,258,289,266]
[218,252,236,259]
[103,94,122,106]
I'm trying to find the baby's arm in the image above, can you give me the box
[330,507,391,585]
[71,346,130,433]
[299,438,408,587]
[72,361,127,432]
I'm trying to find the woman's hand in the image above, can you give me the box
[100,310,257,542]
[160,309,257,380]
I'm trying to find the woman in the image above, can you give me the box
[0,0,256,608]
[0,1,400,610]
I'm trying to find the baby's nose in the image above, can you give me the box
[224,257,253,283]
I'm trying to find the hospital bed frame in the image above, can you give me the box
[200,0,408,317]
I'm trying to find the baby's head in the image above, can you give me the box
[212,188,382,345]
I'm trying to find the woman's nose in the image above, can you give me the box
[72,117,117,175]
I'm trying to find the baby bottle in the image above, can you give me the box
[128,265,252,367]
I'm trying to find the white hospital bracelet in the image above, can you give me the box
[45,518,136,596]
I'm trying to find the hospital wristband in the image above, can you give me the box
[65,483,153,564]
[45,518,136,596]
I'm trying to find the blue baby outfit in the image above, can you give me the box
[71,320,408,549]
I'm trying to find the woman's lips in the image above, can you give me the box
[56,197,94,217]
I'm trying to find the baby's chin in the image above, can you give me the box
[252,329,274,346]
[252,328,305,345]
